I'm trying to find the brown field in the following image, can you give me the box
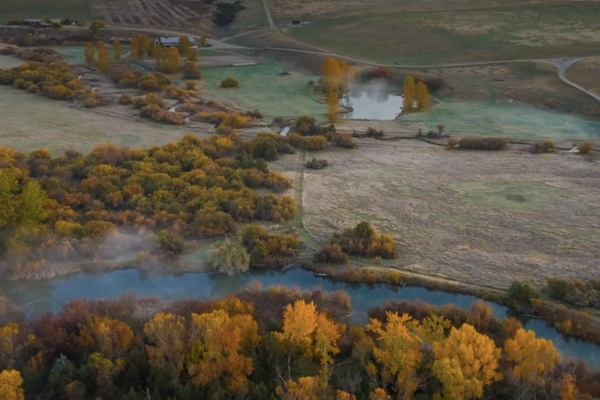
[295,141,600,289]
[91,0,212,30]
[566,56,600,97]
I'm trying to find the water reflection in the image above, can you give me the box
[341,81,403,120]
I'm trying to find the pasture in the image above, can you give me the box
[0,0,113,22]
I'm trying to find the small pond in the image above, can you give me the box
[341,84,403,120]
[0,268,598,367]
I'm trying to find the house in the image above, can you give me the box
[23,18,50,27]
[156,35,197,48]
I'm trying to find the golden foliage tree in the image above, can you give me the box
[177,36,192,58]
[369,388,392,400]
[130,34,150,58]
[143,313,187,384]
[326,92,339,122]
[168,46,180,73]
[560,374,578,400]
[273,300,345,375]
[432,323,501,400]
[78,317,134,359]
[504,328,561,382]
[403,77,415,111]
[187,309,259,394]
[84,42,95,64]
[206,238,250,276]
[415,81,430,110]
[88,352,124,398]
[276,376,354,400]
[15,181,47,235]
[97,43,109,73]
[0,323,34,370]
[368,312,422,400]
[321,57,353,93]
[113,40,122,61]
[0,369,24,400]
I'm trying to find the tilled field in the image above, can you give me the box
[301,140,600,289]
[91,0,212,29]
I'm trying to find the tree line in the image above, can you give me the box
[0,287,596,400]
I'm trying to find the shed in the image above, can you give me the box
[156,35,196,48]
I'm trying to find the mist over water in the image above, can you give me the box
[341,79,403,120]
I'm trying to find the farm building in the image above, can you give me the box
[156,35,197,48]
[110,37,132,45]
[23,18,50,27]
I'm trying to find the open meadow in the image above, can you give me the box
[284,1,600,64]
[297,141,600,289]
[0,0,116,21]
[0,85,201,154]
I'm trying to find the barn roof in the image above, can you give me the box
[157,35,196,46]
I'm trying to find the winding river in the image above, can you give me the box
[1,268,598,367]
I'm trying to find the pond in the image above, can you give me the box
[1,268,598,367]
[341,84,403,120]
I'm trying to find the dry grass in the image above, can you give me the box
[300,141,600,289]
[566,56,600,97]
[0,86,203,154]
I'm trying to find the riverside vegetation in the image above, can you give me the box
[0,288,597,400]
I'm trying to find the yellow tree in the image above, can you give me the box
[322,57,349,93]
[560,374,578,400]
[177,36,192,58]
[326,92,339,122]
[143,313,187,384]
[78,317,134,359]
[84,42,95,64]
[113,40,122,61]
[154,44,167,72]
[432,323,501,400]
[367,312,422,400]
[167,46,180,73]
[403,77,415,111]
[273,300,344,377]
[15,181,47,235]
[415,81,430,110]
[0,323,34,370]
[187,310,259,394]
[88,352,124,399]
[97,45,109,73]
[369,388,392,400]
[504,328,561,382]
[0,370,24,400]
[131,33,150,58]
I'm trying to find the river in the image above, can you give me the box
[0,268,597,367]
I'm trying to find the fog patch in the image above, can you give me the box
[341,78,404,120]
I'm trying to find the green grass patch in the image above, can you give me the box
[400,102,600,140]
[53,45,130,65]
[201,61,324,120]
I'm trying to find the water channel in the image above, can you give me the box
[341,86,403,120]
[1,268,598,367]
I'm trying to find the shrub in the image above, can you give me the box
[118,93,133,105]
[184,80,198,90]
[154,229,184,258]
[220,77,239,88]
[447,138,458,148]
[458,137,508,151]
[305,135,327,150]
[206,238,250,275]
[305,158,328,169]
[314,244,348,264]
[241,224,301,268]
[182,61,201,79]
[286,133,304,148]
[507,280,539,305]
[335,133,356,149]
[577,141,594,154]
[531,140,556,154]
[328,221,397,259]
[251,136,279,161]
[220,113,249,129]
[366,127,384,138]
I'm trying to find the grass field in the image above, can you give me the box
[53,45,129,65]
[219,0,268,37]
[566,57,600,97]
[201,61,324,120]
[0,0,117,21]
[287,2,600,64]
[300,141,600,289]
[0,86,201,154]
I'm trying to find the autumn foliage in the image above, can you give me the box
[317,221,397,261]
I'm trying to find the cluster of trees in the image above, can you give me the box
[547,277,600,309]
[111,66,172,92]
[0,134,297,277]
[403,77,430,111]
[129,34,201,77]
[154,45,180,74]
[0,46,60,63]
[0,290,596,400]
[214,1,246,25]
[0,61,86,101]
[316,222,397,264]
